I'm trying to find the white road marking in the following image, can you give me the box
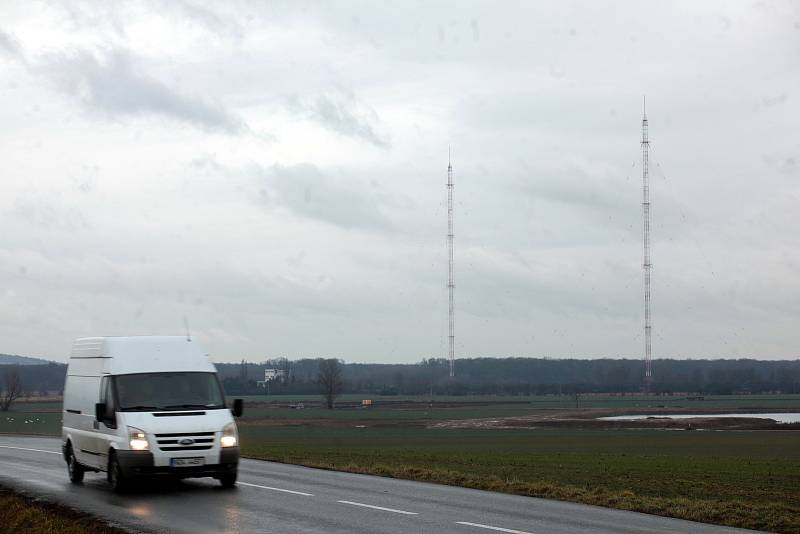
[0,444,61,455]
[237,481,314,496]
[456,521,535,534]
[337,500,418,515]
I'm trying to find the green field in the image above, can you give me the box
[241,402,547,421]
[240,426,800,533]
[0,411,61,435]
[237,393,800,421]
[2,395,799,532]
[238,392,800,410]
[5,394,800,428]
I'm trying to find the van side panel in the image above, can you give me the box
[63,375,103,467]
[66,357,106,376]
[63,353,106,469]
[63,375,102,414]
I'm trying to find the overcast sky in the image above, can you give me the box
[1,1,798,363]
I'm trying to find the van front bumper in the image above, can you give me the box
[116,447,239,478]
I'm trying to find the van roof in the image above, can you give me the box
[70,336,216,375]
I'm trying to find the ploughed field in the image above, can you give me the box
[3,394,800,533]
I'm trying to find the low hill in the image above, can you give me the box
[0,354,51,365]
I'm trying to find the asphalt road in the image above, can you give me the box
[0,436,762,534]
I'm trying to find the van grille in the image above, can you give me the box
[154,432,216,451]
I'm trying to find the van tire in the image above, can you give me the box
[66,444,85,484]
[108,452,129,493]
[218,472,237,488]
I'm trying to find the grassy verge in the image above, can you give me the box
[240,427,800,533]
[0,486,125,534]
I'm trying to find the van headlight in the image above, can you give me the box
[128,426,149,450]
[221,422,237,448]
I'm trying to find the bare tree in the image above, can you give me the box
[317,358,343,409]
[0,367,22,412]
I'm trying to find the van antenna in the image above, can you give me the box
[183,316,192,342]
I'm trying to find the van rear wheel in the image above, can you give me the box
[108,453,129,492]
[66,445,84,484]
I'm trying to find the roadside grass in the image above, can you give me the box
[240,427,800,534]
[0,486,125,534]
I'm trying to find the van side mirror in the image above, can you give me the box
[95,402,106,422]
[232,398,243,418]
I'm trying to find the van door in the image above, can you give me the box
[91,376,119,470]
[64,375,101,468]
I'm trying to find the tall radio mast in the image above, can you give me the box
[641,98,653,391]
[447,149,455,378]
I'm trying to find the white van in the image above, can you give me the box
[61,336,243,491]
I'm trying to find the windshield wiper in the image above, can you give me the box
[123,405,162,411]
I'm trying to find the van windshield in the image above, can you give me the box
[114,372,225,411]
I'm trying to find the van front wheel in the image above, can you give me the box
[218,472,237,488]
[108,453,129,493]
[66,445,84,484]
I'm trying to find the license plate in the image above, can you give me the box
[171,457,204,467]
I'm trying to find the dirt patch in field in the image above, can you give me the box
[237,418,428,429]
[430,409,800,431]
[242,399,531,410]
[237,407,800,431]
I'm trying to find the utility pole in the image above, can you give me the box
[641,98,653,393]
[447,149,455,378]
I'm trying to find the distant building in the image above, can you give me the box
[257,368,286,388]
[264,369,285,382]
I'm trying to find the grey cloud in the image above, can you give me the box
[288,92,390,148]
[189,156,417,235]
[510,159,703,249]
[58,3,128,39]
[520,166,627,213]
[10,196,89,231]
[762,153,799,175]
[264,163,394,231]
[40,49,245,133]
[470,19,480,42]
[510,163,639,247]
[160,0,244,41]
[761,93,787,107]
[2,2,800,361]
[462,254,638,322]
[0,29,20,57]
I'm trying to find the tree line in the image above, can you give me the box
[2,357,800,409]
[0,362,67,400]
[215,357,800,396]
